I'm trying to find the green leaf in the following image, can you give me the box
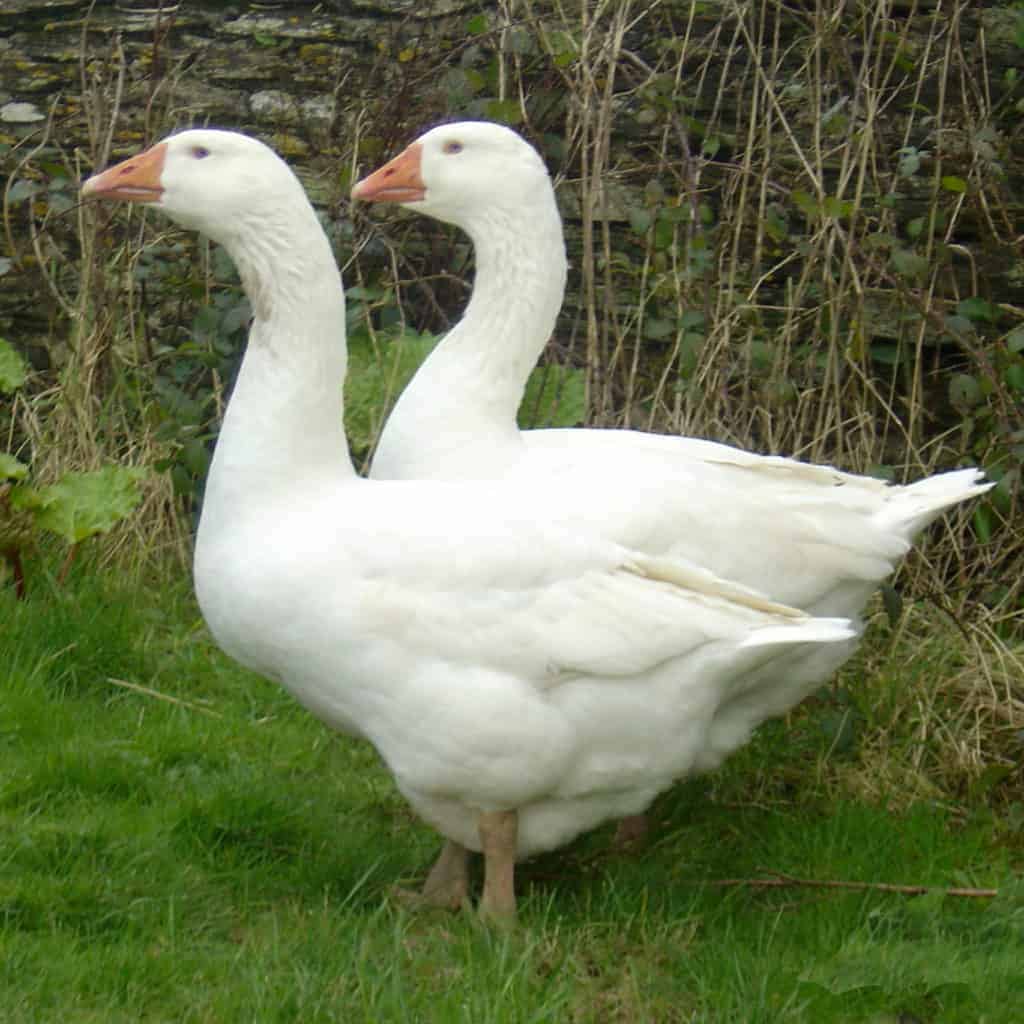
[791,190,818,219]
[896,148,921,177]
[643,179,665,205]
[465,13,487,34]
[677,332,705,379]
[1006,362,1024,392]
[518,364,586,429]
[822,195,853,219]
[746,340,773,371]
[7,180,42,203]
[943,314,975,337]
[763,206,788,242]
[627,207,652,236]
[863,232,894,251]
[955,297,996,323]
[0,453,28,481]
[1007,326,1024,354]
[0,338,29,392]
[482,99,522,125]
[507,27,534,56]
[701,136,720,158]
[12,465,147,543]
[181,438,211,479]
[880,583,903,627]
[870,342,902,366]
[890,249,929,278]
[643,317,675,341]
[948,373,982,410]
[47,192,75,215]
[941,175,967,193]
[907,216,925,239]
[653,218,674,251]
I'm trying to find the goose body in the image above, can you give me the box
[83,129,857,918]
[353,121,992,743]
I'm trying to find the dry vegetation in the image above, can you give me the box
[1,0,1022,795]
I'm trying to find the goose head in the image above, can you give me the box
[82,129,307,249]
[351,121,555,229]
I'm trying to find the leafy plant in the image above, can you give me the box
[0,340,146,597]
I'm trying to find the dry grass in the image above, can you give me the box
[1,0,1020,772]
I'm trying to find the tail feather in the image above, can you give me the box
[741,616,857,650]
[877,468,993,537]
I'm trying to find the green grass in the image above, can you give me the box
[2,565,1022,1022]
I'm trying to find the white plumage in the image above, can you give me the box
[79,128,972,921]
[354,120,991,760]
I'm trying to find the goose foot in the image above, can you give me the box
[393,839,470,911]
[611,813,650,851]
[478,809,518,926]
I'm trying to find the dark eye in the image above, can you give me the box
[191,145,211,159]
[442,140,463,155]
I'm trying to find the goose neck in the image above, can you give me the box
[419,201,567,422]
[202,212,354,527]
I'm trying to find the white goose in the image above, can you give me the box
[82,129,856,922]
[352,120,991,845]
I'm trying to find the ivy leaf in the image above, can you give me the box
[880,583,903,627]
[890,249,929,278]
[1007,326,1024,354]
[791,190,818,220]
[941,175,967,193]
[0,338,29,392]
[701,136,720,158]
[943,314,975,338]
[483,99,522,125]
[518,364,585,429]
[948,373,982,410]
[6,180,42,203]
[643,317,675,340]
[12,465,147,544]
[956,297,996,323]
[896,148,921,177]
[0,453,28,481]
[763,205,788,242]
[822,195,853,219]
[628,207,652,236]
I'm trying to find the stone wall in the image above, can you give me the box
[1,0,484,343]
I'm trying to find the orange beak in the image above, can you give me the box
[351,142,425,204]
[81,141,168,202]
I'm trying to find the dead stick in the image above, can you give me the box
[106,676,223,718]
[57,542,78,586]
[694,873,997,899]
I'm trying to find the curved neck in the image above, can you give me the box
[201,198,353,536]
[373,195,567,478]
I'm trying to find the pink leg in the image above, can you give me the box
[478,809,519,925]
[420,839,470,909]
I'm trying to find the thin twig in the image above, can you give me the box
[106,676,223,718]
[691,870,998,900]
